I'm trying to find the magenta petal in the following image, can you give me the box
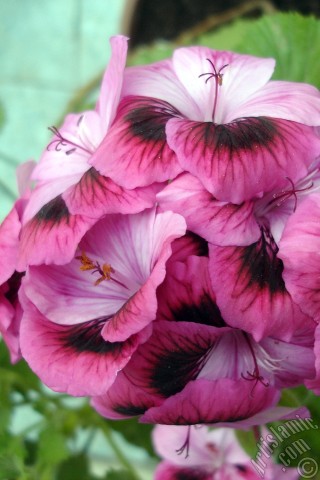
[18,196,96,269]
[63,167,160,217]
[169,232,209,264]
[92,96,182,188]
[118,320,226,400]
[0,284,22,363]
[157,173,260,246]
[306,324,320,395]
[0,204,22,282]
[209,241,310,341]
[91,369,160,420]
[140,378,279,425]
[166,117,320,202]
[278,194,320,322]
[157,256,226,327]
[96,35,128,131]
[154,463,212,480]
[101,211,186,342]
[20,291,150,396]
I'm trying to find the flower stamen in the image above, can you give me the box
[47,126,93,156]
[270,177,313,213]
[76,251,115,286]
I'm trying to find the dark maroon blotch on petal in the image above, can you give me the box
[174,469,210,480]
[125,98,180,142]
[239,230,286,295]
[171,293,226,328]
[5,271,25,305]
[113,404,148,416]
[194,116,277,155]
[61,317,122,355]
[35,195,69,224]
[150,341,210,397]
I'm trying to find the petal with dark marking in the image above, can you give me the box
[166,117,320,203]
[155,463,211,480]
[91,369,160,420]
[63,167,161,217]
[140,378,279,425]
[209,234,310,342]
[278,194,320,322]
[157,256,226,328]
[18,195,96,269]
[157,173,260,246]
[91,96,182,188]
[19,290,151,396]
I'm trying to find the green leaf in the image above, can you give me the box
[0,453,22,480]
[105,469,136,480]
[236,13,320,87]
[128,41,174,66]
[38,428,68,466]
[235,429,257,457]
[56,454,91,480]
[196,17,252,51]
[106,418,155,457]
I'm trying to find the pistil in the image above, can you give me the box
[47,126,93,156]
[199,59,228,122]
[241,333,269,395]
[176,425,191,458]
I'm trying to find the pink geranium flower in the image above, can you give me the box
[0,161,34,362]
[20,208,186,395]
[157,155,320,341]
[92,254,315,425]
[92,46,320,203]
[18,36,159,269]
[152,425,299,480]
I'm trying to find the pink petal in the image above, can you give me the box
[63,167,160,217]
[305,323,320,395]
[101,210,186,341]
[92,96,182,188]
[166,117,320,203]
[157,256,226,327]
[261,327,316,388]
[97,35,128,132]
[0,205,21,283]
[154,462,211,480]
[153,425,249,468]
[278,194,320,322]
[172,47,275,123]
[117,320,227,401]
[20,290,150,396]
[123,59,199,120]
[209,240,310,342]
[232,80,320,126]
[140,378,279,425]
[18,196,96,269]
[0,283,22,363]
[91,369,160,420]
[157,173,260,246]
[169,232,209,264]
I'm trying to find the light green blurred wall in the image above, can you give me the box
[0,0,126,220]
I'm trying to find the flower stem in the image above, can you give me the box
[101,422,142,480]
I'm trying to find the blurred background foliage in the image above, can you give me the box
[1,1,320,479]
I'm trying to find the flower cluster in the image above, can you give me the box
[152,424,299,479]
[1,35,320,429]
